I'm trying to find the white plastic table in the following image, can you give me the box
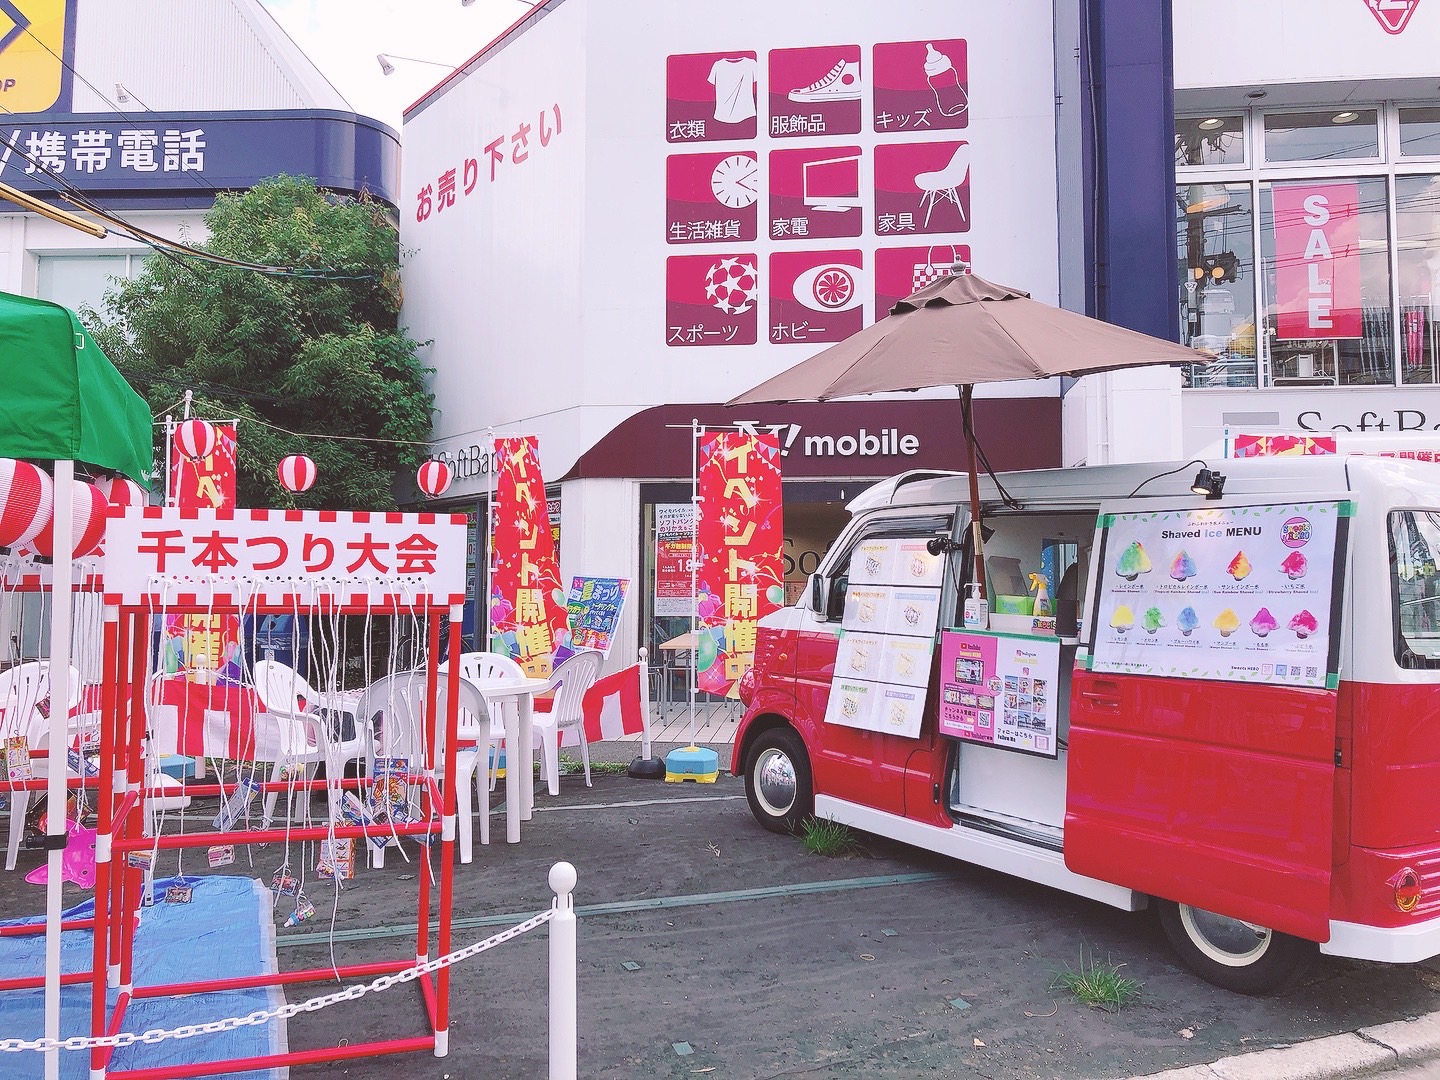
[466,676,550,843]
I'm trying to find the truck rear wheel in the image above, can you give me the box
[744,727,813,834]
[1157,900,1315,994]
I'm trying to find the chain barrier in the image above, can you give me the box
[0,909,555,1054]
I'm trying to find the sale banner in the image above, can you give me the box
[654,503,695,617]
[1272,182,1362,340]
[554,576,630,661]
[489,436,568,678]
[695,432,784,698]
[173,422,237,510]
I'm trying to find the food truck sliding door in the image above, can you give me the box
[1064,497,1351,943]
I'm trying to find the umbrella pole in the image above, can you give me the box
[960,386,986,600]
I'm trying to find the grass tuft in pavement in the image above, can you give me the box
[800,815,861,857]
[1050,949,1142,1009]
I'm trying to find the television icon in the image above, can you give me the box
[802,153,861,213]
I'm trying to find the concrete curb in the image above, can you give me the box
[1133,1009,1440,1080]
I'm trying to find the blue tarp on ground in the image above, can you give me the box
[0,874,285,1079]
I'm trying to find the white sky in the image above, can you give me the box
[258,0,535,129]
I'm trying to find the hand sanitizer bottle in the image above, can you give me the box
[963,584,987,630]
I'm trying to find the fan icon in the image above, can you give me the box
[812,266,855,309]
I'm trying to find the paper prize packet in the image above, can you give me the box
[164,885,193,904]
[66,748,99,778]
[318,838,355,881]
[207,845,236,868]
[5,736,32,782]
[126,850,156,871]
[340,791,389,852]
[270,867,299,896]
[212,776,263,832]
[369,757,410,820]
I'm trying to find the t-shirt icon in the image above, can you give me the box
[709,56,758,125]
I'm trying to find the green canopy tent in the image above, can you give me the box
[0,290,151,1080]
[0,291,152,485]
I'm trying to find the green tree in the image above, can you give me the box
[89,175,434,510]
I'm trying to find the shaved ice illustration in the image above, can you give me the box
[1227,551,1252,581]
[1249,607,1278,638]
[1289,609,1319,639]
[1177,606,1199,636]
[1115,542,1152,581]
[1110,604,1135,634]
[1213,608,1241,637]
[1281,550,1308,580]
[1170,550,1197,582]
[1142,606,1165,634]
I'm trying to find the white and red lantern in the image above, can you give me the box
[173,418,217,462]
[416,459,453,499]
[277,454,317,493]
[0,459,54,551]
[98,475,147,510]
[30,479,108,560]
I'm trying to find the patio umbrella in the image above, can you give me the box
[727,273,1203,598]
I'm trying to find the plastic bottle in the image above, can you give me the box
[1029,573,1052,618]
[963,583,988,630]
[924,44,967,118]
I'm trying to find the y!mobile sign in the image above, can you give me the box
[1273,182,1362,341]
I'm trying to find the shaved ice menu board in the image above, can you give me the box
[1088,501,1350,689]
[824,537,944,738]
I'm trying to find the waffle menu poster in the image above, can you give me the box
[1088,501,1349,689]
[824,537,943,738]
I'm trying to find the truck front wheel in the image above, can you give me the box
[1157,900,1315,994]
[744,727,813,834]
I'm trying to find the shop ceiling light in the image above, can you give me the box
[1198,117,1225,130]
[1245,89,1267,99]
[1191,468,1226,500]
[1332,111,1360,124]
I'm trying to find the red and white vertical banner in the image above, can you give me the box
[1273,183,1362,341]
[695,432,783,698]
[489,436,568,678]
[173,422,238,510]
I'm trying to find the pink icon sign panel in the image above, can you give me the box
[875,141,969,236]
[769,250,864,345]
[769,45,862,138]
[666,254,759,347]
[874,245,971,321]
[667,52,759,143]
[873,39,968,132]
[666,151,759,244]
[769,145,863,242]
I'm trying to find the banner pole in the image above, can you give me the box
[484,427,494,654]
[689,419,700,748]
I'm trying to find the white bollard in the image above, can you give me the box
[548,861,578,1080]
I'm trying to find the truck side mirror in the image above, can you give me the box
[809,573,826,615]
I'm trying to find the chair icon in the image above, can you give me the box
[915,143,970,228]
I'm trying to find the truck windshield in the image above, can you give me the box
[1390,511,1440,668]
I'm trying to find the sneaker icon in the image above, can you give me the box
[788,60,861,103]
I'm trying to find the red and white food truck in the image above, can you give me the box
[734,455,1440,992]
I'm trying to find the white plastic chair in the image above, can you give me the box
[438,652,527,791]
[916,142,970,228]
[435,675,500,862]
[534,651,603,795]
[250,658,367,829]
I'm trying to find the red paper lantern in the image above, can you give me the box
[416,459,453,498]
[174,418,217,462]
[277,454,317,493]
[30,479,108,560]
[0,459,54,551]
[98,475,147,509]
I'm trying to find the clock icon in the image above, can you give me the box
[711,153,758,209]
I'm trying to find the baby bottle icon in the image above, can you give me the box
[924,43,967,118]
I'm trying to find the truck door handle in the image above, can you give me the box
[1078,689,1121,710]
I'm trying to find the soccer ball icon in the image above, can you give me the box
[704,257,759,315]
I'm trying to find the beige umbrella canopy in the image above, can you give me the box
[727,273,1204,598]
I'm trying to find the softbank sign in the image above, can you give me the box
[1273,183,1362,341]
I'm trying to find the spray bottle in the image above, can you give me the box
[1029,573,1052,618]
[963,583,987,630]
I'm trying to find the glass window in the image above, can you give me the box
[1400,108,1440,158]
[1389,511,1440,668]
[1259,177,1393,386]
[1175,115,1245,167]
[1263,109,1380,163]
[1175,182,1257,388]
[35,253,148,316]
[1396,175,1440,385]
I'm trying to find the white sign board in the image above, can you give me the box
[1088,500,1350,689]
[824,537,942,737]
[104,507,469,608]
